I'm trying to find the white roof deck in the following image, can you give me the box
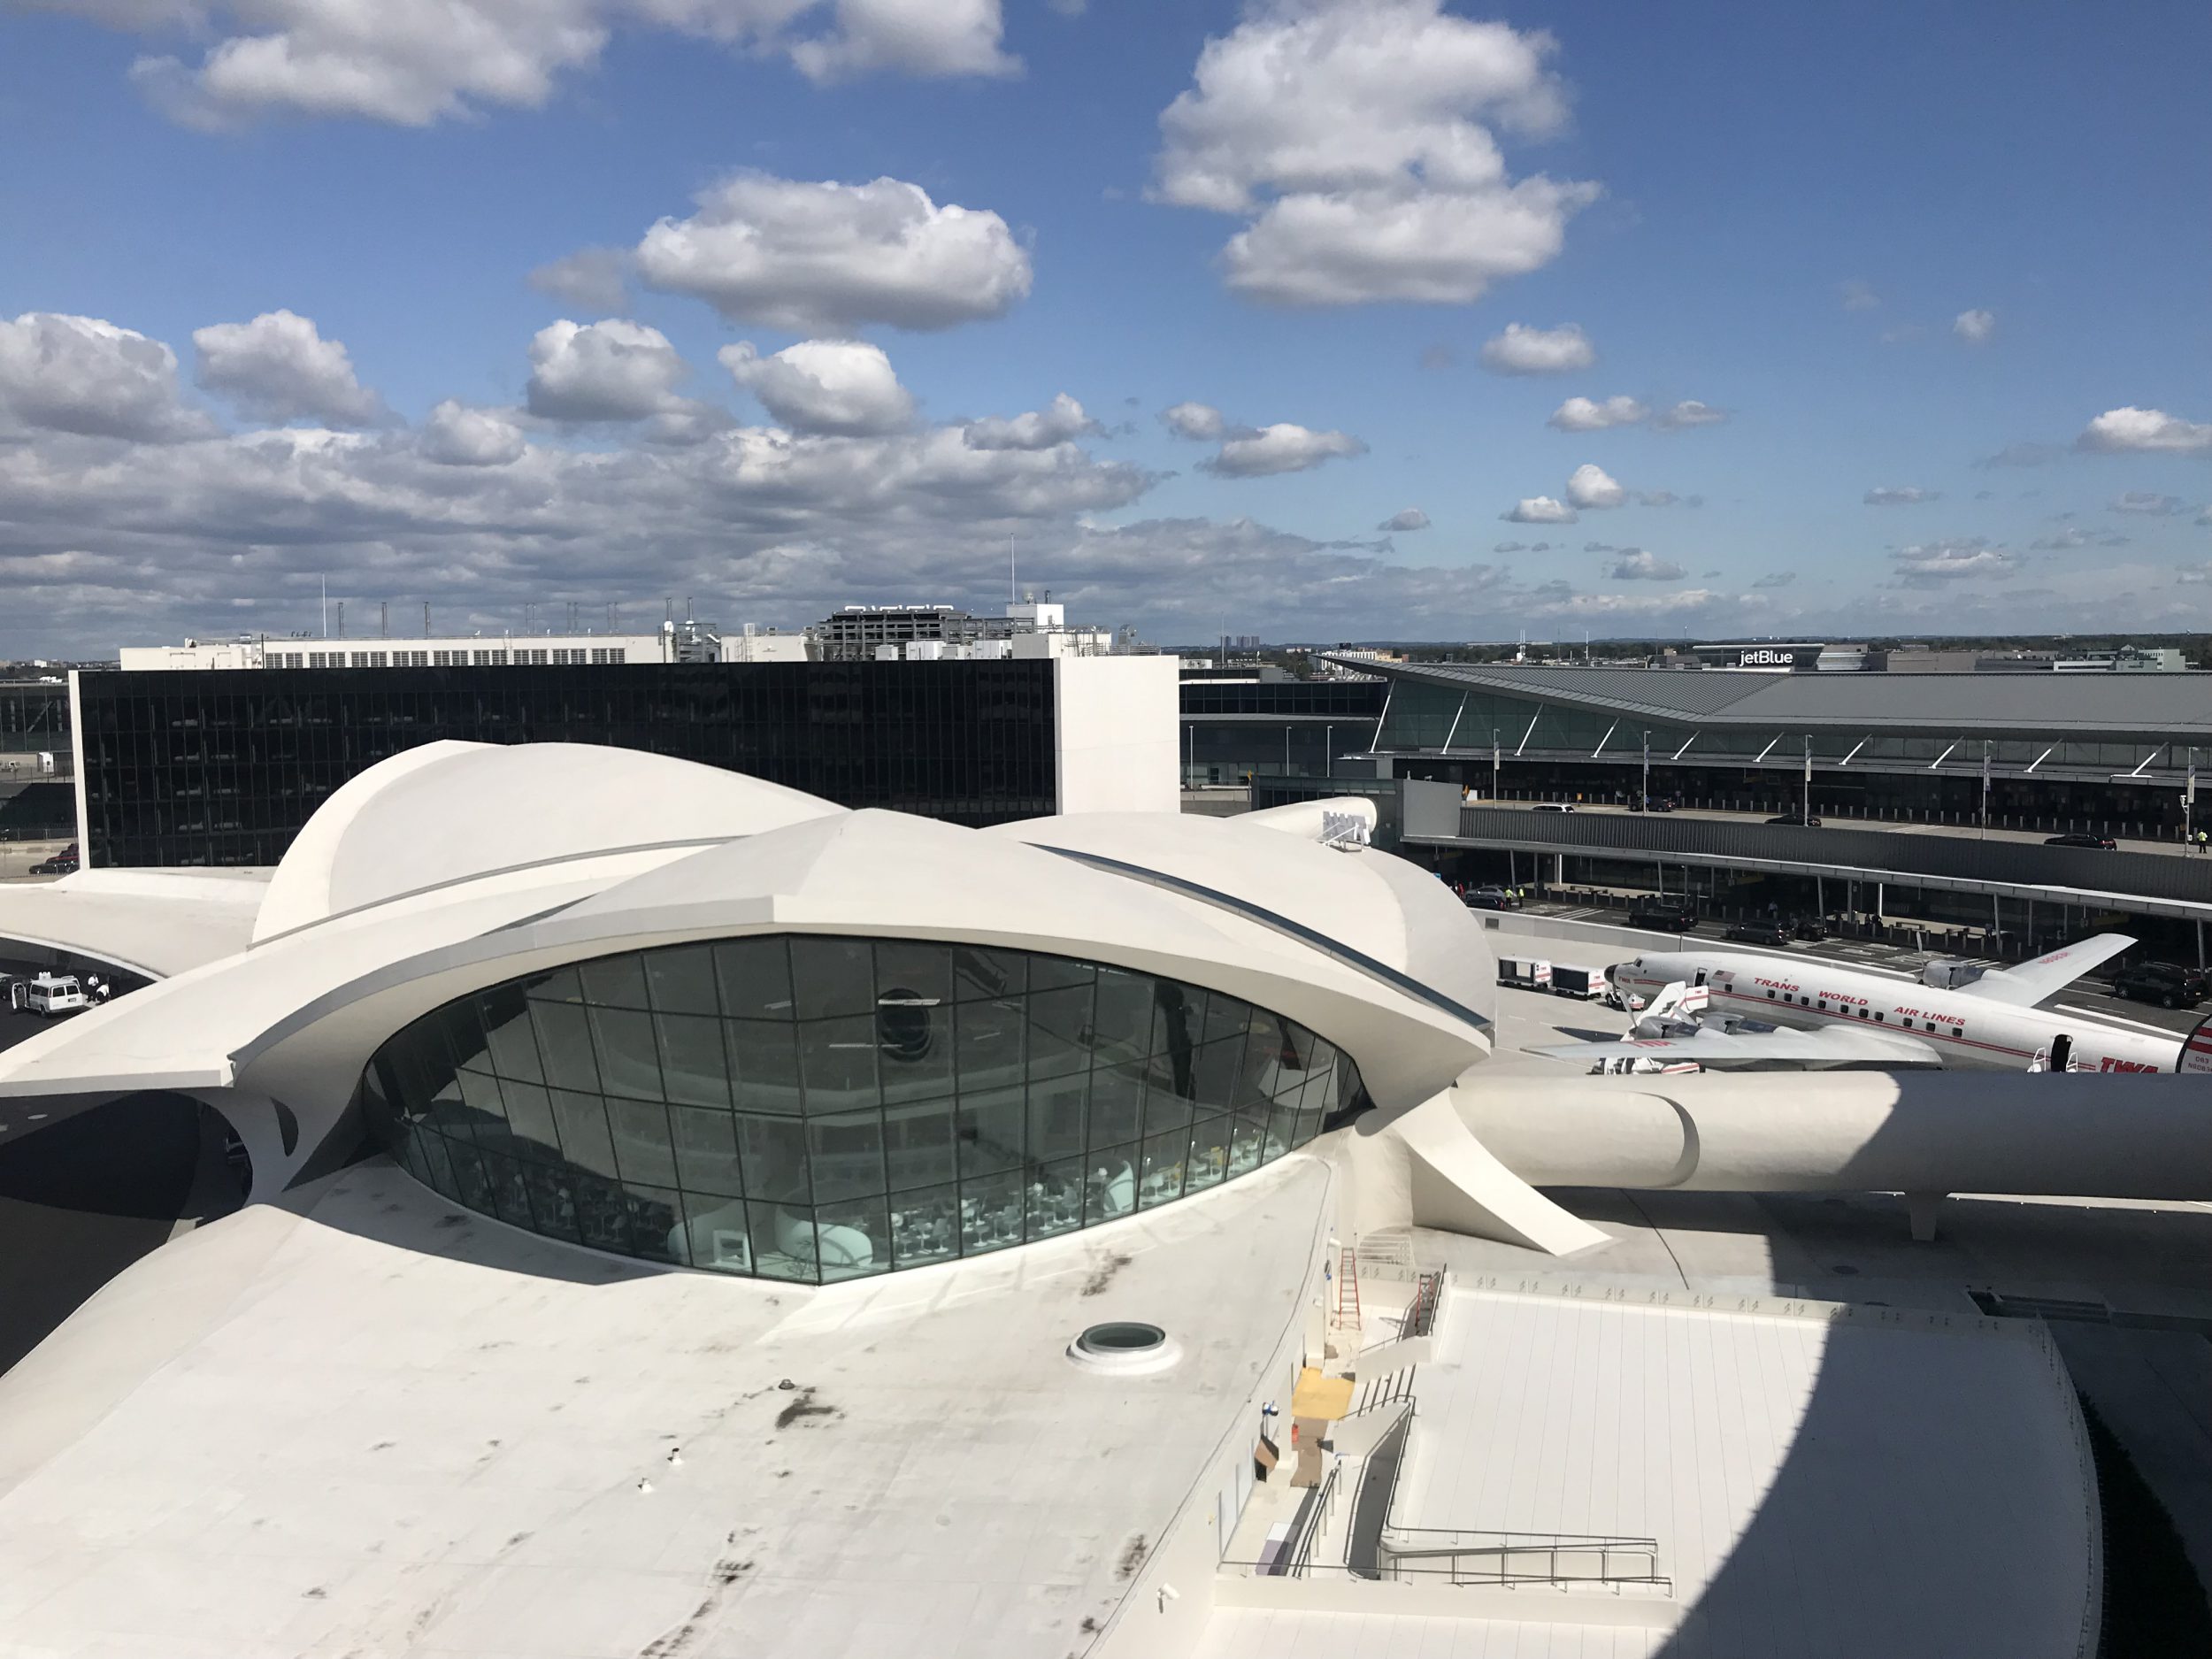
[0,1152,1333,1659]
[1371,1282,2095,1658]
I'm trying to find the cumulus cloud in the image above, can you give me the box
[1152,0,1596,305]
[1418,342,1457,371]
[1530,587,1728,618]
[1502,495,1576,524]
[528,247,632,313]
[1893,537,2016,585]
[420,400,527,467]
[1976,441,2064,469]
[1160,401,1228,442]
[787,0,1017,82]
[1654,399,1725,429]
[964,394,1100,452]
[2032,526,2129,551]
[1493,540,1526,553]
[1379,508,1431,532]
[1607,549,1685,580]
[719,339,915,436]
[1564,462,1624,510]
[101,0,1017,128]
[1548,395,1647,432]
[191,310,385,426]
[2078,407,2212,455]
[630,172,1032,334]
[1752,571,1798,588]
[1479,322,1593,375]
[1840,279,1879,311]
[1954,308,1996,345]
[2112,492,2186,516]
[526,319,688,421]
[1203,423,1366,478]
[0,311,214,442]
[1863,486,1939,506]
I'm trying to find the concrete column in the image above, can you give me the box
[1904,1192,1947,1244]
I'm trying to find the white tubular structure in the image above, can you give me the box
[1457,1070,2212,1203]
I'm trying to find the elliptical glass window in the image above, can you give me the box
[359,936,1363,1283]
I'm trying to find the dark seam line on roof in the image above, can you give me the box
[1031,843,1492,1035]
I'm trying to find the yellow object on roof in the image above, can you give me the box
[1291,1365,1355,1420]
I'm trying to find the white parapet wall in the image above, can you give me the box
[1053,655,1180,815]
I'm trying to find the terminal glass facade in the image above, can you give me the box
[75,662,1057,866]
[359,934,1362,1282]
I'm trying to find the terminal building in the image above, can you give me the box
[0,741,2162,1656]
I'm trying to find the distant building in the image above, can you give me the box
[114,616,803,671]
[820,595,1115,664]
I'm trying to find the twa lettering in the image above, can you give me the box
[2097,1057,2161,1074]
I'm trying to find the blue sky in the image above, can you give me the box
[2,0,2208,654]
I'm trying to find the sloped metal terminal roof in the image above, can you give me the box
[1354,660,2212,737]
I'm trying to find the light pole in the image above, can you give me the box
[1640,729,1650,810]
[1980,740,1991,838]
[1802,736,1811,824]
[1491,728,1501,802]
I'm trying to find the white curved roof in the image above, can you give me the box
[252,741,844,943]
[988,810,1496,1029]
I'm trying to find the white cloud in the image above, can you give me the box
[103,0,1014,128]
[2032,526,2128,551]
[1493,541,1525,552]
[1502,495,1576,524]
[1977,441,2064,469]
[1892,537,2016,585]
[528,247,632,313]
[1203,422,1365,478]
[1379,508,1430,532]
[1653,399,1725,429]
[964,394,1099,452]
[1479,321,1593,376]
[526,319,687,421]
[191,309,385,426]
[1530,587,1726,618]
[1564,462,1624,510]
[420,400,527,466]
[720,339,915,436]
[1548,395,1647,432]
[630,172,1031,334]
[1161,401,1227,442]
[1863,486,1939,506]
[1753,571,1798,588]
[1153,0,1596,305]
[787,0,1017,83]
[0,311,213,442]
[2078,407,2212,455]
[1840,279,1878,311]
[1607,549,1685,580]
[1953,308,1996,345]
[2112,492,2186,516]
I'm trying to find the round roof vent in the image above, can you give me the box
[1067,1321,1181,1376]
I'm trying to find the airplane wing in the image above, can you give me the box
[1955,933,2137,1007]
[1532,1027,1943,1070]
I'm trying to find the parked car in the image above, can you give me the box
[1764,811,1823,827]
[1724,920,1793,948]
[1789,915,1831,941]
[27,852,77,876]
[1532,802,1575,813]
[2111,960,2211,1010]
[1628,902,1698,933]
[1462,886,1514,911]
[2045,833,2116,850]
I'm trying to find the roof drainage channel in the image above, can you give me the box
[1033,844,1491,1035]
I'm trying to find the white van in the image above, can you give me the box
[19,973,87,1018]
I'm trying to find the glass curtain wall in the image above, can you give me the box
[360,934,1363,1283]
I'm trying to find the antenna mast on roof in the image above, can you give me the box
[1010,534,1016,605]
[319,575,326,638]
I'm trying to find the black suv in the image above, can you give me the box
[1724,920,1793,948]
[1765,810,1823,827]
[1628,795,1678,812]
[1629,902,1698,933]
[1789,914,1830,941]
[2045,833,2116,850]
[2111,960,2211,1010]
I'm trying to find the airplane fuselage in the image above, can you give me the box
[1610,950,2180,1073]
